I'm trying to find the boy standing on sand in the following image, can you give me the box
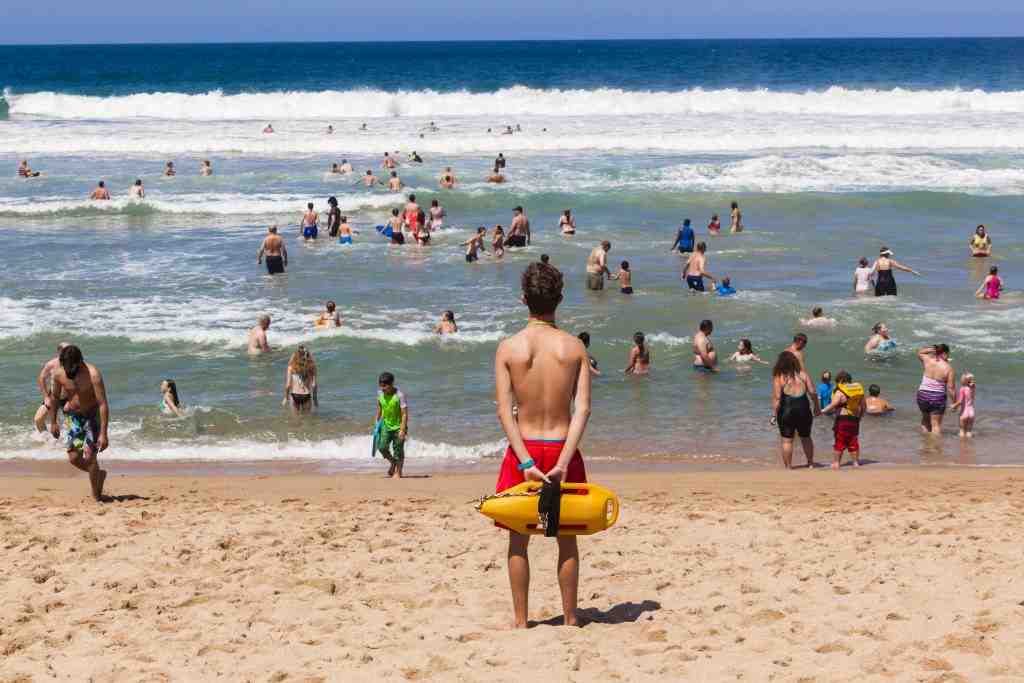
[494,261,592,628]
[374,372,408,478]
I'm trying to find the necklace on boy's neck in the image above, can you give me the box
[528,319,557,329]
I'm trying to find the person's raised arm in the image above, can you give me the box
[93,368,110,452]
[550,346,592,480]
[495,341,549,483]
[917,345,935,362]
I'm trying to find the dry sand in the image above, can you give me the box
[2,467,1024,682]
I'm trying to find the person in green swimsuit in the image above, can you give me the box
[374,372,408,478]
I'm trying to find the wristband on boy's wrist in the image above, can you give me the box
[517,458,535,472]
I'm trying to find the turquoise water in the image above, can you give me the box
[1,40,1022,468]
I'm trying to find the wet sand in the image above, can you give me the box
[2,467,1024,681]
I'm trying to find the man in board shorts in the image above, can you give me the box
[494,261,591,628]
[257,226,288,274]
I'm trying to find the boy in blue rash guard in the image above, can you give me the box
[817,371,833,411]
[716,276,737,296]
[669,218,695,254]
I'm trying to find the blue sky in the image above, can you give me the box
[1,1,1022,44]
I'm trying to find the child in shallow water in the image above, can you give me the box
[729,338,767,364]
[951,373,977,438]
[612,261,633,294]
[865,384,895,415]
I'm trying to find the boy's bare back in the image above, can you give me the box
[496,325,587,440]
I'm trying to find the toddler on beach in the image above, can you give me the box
[951,373,977,438]
[822,370,865,469]
[374,372,408,478]
[817,371,833,409]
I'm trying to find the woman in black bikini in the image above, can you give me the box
[771,350,820,469]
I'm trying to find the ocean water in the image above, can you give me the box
[1,39,1022,469]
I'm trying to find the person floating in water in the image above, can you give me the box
[315,301,342,328]
[865,323,896,353]
[716,276,736,296]
[258,225,287,274]
[90,180,111,200]
[612,260,633,294]
[872,247,921,297]
[865,384,895,416]
[439,167,457,188]
[488,166,506,184]
[969,225,992,257]
[975,266,1003,300]
[493,260,591,628]
[374,372,408,478]
[821,370,865,469]
[951,373,977,438]
[623,331,651,375]
[160,379,185,417]
[802,306,837,328]
[47,345,110,501]
[435,310,458,335]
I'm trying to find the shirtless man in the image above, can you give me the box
[248,315,272,354]
[90,181,111,200]
[585,241,611,291]
[47,345,110,501]
[693,319,718,372]
[339,159,353,174]
[382,152,396,170]
[257,226,288,275]
[916,344,955,435]
[439,167,457,189]
[34,342,70,432]
[362,170,379,187]
[682,242,716,292]
[387,171,402,192]
[494,261,591,629]
[507,206,531,247]
[786,333,809,371]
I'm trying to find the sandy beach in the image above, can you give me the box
[3,467,1024,682]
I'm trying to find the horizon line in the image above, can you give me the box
[1,35,1023,48]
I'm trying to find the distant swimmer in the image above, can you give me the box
[247,315,272,354]
[492,225,505,258]
[18,159,41,178]
[337,216,357,244]
[34,342,70,433]
[164,161,176,177]
[487,167,506,184]
[786,333,809,371]
[339,159,352,174]
[200,159,213,176]
[283,345,318,413]
[362,170,380,187]
[388,171,403,192]
[730,338,768,365]
[90,180,111,200]
[975,265,1003,300]
[623,331,651,375]
[916,343,955,435]
[577,332,600,376]
[865,384,895,416]
[316,301,342,328]
[129,179,145,199]
[729,201,743,233]
[585,241,612,291]
[771,350,820,469]
[326,124,334,134]
[330,163,342,174]
[502,125,513,135]
[801,306,837,328]
[515,124,522,132]
[952,372,977,438]
[970,225,992,257]
[493,260,592,628]
[300,202,319,240]
[670,218,694,254]
[852,257,874,295]
[612,260,633,294]
[263,123,274,134]
[507,206,530,247]
[47,345,111,501]
[409,151,423,163]
[257,225,288,274]
[865,322,896,353]
[429,199,445,230]
[382,152,397,170]
[360,123,367,131]
[160,379,185,417]
[707,213,721,235]
[681,242,716,292]
[435,310,458,335]
[495,152,506,170]
[559,209,576,235]
[325,196,341,237]
[439,167,457,189]
[872,247,921,297]
[464,227,487,262]
[693,319,718,372]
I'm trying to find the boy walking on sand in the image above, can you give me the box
[374,372,408,478]
[494,261,592,628]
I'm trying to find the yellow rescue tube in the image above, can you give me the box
[476,482,620,536]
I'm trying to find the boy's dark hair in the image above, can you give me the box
[821,370,832,382]
[699,319,713,333]
[521,262,564,315]
[794,333,808,345]
[621,260,629,269]
[540,254,549,264]
[835,370,852,384]
[577,331,590,346]
[378,372,395,386]
[812,306,823,317]
[868,384,881,396]
[60,345,84,379]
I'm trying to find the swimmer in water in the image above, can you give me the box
[853,257,874,295]
[360,123,367,131]
[326,124,334,134]
[18,159,41,178]
[160,379,185,417]
[951,372,977,438]
[337,216,357,244]
[409,151,423,163]
[975,265,1003,300]
[90,180,111,200]
[865,384,895,416]
[492,225,505,258]
[464,227,486,262]
[488,166,506,183]
[716,276,736,296]
[330,163,342,174]
[263,123,274,134]
[388,171,402,192]
[578,331,600,376]
[707,214,721,235]
[729,201,743,233]
[802,307,837,328]
[969,225,992,257]
[623,331,651,375]
[730,338,768,364]
[611,260,633,294]
[300,202,319,240]
[382,152,396,170]
[129,179,145,199]
[315,301,342,328]
[559,209,576,236]
[200,159,213,176]
[435,310,458,335]
[865,323,896,353]
[693,319,718,372]
[247,315,272,354]
[681,242,716,292]
[429,199,445,230]
[362,170,380,187]
[164,161,176,177]
[439,167,457,189]
[339,159,352,174]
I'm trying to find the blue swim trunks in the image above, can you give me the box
[338,235,353,245]
[303,226,318,239]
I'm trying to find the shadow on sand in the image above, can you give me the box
[531,599,662,627]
